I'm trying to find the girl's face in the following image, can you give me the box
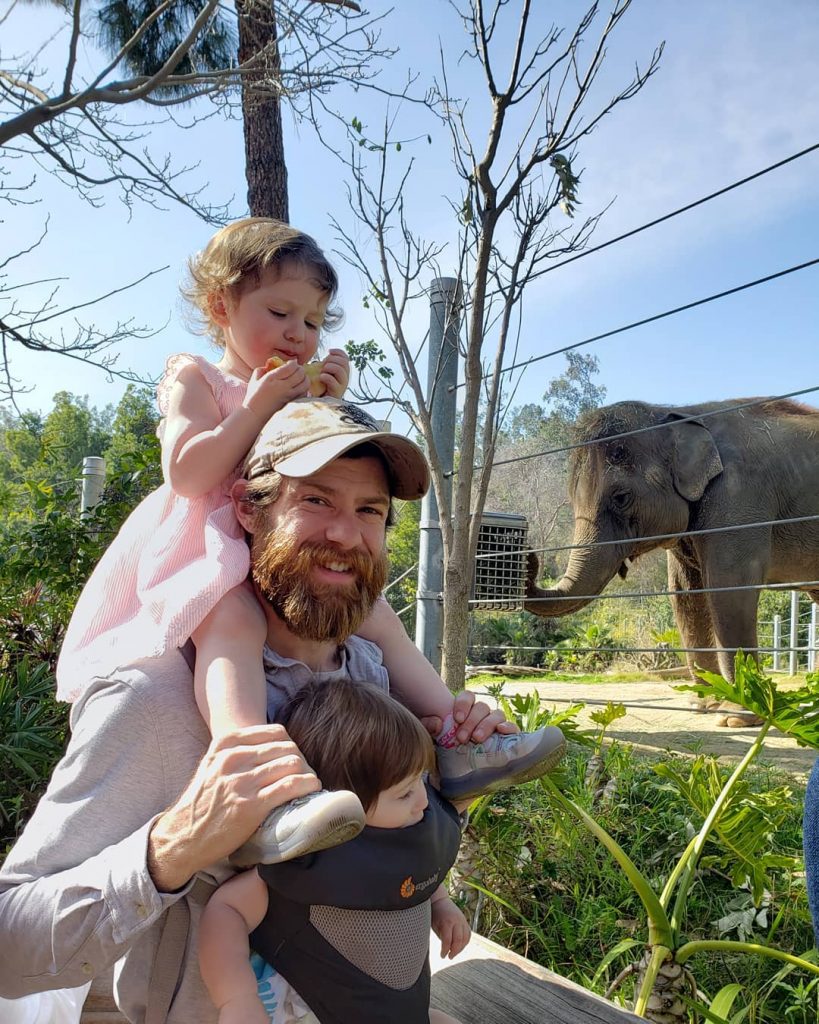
[365,772,429,829]
[212,263,328,380]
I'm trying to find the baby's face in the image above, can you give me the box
[365,772,428,829]
[216,264,326,377]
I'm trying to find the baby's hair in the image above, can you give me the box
[278,679,435,812]
[183,217,342,344]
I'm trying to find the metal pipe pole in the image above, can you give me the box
[415,277,462,672]
[772,614,782,672]
[810,603,817,673]
[80,456,106,514]
[789,590,799,676]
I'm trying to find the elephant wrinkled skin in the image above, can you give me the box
[525,398,819,723]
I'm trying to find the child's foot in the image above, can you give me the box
[230,789,366,868]
[436,726,566,801]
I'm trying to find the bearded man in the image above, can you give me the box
[0,398,558,1024]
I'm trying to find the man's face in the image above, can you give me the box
[248,455,391,643]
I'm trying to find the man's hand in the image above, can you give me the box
[431,894,471,959]
[147,725,319,892]
[421,690,519,746]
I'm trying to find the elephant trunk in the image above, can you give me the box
[524,538,629,619]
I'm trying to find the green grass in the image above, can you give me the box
[468,669,668,685]
[468,669,814,687]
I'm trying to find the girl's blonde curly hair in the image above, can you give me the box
[182,217,343,345]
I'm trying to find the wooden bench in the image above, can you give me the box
[81,934,641,1023]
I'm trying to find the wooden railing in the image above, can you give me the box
[81,934,642,1023]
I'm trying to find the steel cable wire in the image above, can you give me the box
[481,383,819,472]
[451,257,819,395]
[520,141,819,279]
[472,513,819,561]
[474,578,819,607]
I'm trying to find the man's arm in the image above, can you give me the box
[0,665,318,996]
[0,675,185,994]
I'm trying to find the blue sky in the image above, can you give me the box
[4,0,819,426]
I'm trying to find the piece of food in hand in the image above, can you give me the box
[304,361,327,396]
[263,355,286,372]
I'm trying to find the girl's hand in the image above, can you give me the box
[243,359,310,420]
[431,895,471,959]
[319,348,350,399]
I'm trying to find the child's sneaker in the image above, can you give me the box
[230,789,365,868]
[436,726,566,801]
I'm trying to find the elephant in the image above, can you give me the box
[524,398,819,725]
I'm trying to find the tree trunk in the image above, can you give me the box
[441,557,473,694]
[236,0,289,220]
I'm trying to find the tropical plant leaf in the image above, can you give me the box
[710,983,743,1018]
[653,755,793,901]
[678,653,819,749]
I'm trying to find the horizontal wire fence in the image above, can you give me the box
[454,140,818,675]
[453,138,819,673]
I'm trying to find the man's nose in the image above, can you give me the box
[323,513,363,550]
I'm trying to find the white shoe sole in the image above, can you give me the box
[230,791,366,868]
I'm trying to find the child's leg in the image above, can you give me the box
[357,595,454,721]
[196,590,365,869]
[358,596,566,801]
[192,582,267,736]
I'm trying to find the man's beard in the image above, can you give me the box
[250,526,388,644]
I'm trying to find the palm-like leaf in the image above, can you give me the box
[96,0,237,81]
[679,653,819,749]
[653,756,794,901]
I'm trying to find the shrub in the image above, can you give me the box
[0,658,68,853]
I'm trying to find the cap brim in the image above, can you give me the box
[275,432,430,501]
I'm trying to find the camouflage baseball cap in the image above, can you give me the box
[243,398,430,501]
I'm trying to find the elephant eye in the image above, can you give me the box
[611,490,633,511]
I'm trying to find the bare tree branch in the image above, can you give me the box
[333,0,662,690]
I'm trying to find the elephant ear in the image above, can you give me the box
[662,412,724,501]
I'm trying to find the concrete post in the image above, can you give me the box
[80,456,106,514]
[415,277,462,672]
[789,590,800,676]
[772,614,782,672]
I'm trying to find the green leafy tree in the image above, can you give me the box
[384,499,420,633]
[103,385,162,480]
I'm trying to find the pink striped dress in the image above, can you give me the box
[56,354,251,702]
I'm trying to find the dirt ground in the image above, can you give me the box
[478,677,817,781]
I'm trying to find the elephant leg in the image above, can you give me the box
[707,587,764,727]
[667,552,720,709]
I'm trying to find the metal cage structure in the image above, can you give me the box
[471,512,529,610]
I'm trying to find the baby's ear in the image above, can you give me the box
[208,289,230,327]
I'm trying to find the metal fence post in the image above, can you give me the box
[415,277,462,672]
[810,602,818,673]
[80,456,106,514]
[772,614,782,672]
[789,590,800,676]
